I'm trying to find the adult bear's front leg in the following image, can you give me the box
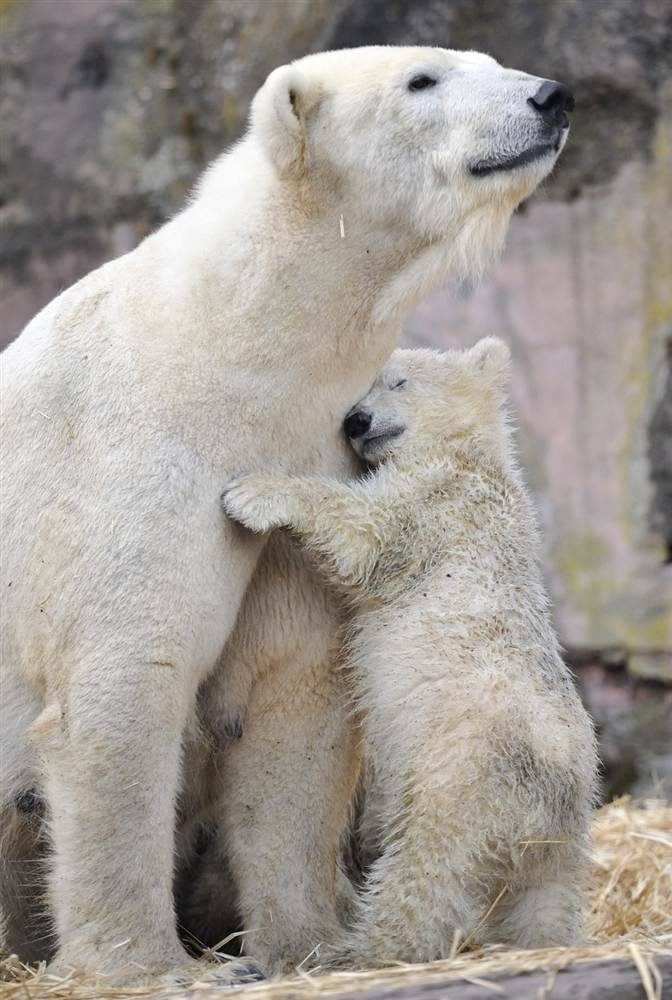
[39,654,266,986]
[28,504,266,984]
[37,655,198,980]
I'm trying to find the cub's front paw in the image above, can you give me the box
[222,475,294,533]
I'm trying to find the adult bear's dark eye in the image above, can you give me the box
[392,379,407,390]
[408,74,438,92]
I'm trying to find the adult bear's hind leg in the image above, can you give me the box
[0,672,52,963]
[212,537,361,975]
[0,800,51,964]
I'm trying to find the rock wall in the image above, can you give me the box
[1,0,671,677]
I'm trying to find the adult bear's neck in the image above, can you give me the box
[152,142,443,376]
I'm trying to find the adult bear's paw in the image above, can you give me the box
[168,956,268,989]
[48,949,267,988]
[222,474,296,533]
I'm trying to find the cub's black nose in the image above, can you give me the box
[344,409,372,440]
[528,80,575,123]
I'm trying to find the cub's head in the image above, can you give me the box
[343,339,512,468]
[252,47,573,280]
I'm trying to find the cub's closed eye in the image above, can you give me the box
[392,379,407,390]
[408,74,438,92]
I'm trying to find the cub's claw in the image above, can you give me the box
[219,712,245,741]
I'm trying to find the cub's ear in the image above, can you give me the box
[250,64,321,177]
[466,337,511,388]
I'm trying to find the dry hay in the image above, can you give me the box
[587,795,672,944]
[1,796,670,1000]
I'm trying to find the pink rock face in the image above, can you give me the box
[408,151,672,660]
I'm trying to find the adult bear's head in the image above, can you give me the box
[250,47,573,318]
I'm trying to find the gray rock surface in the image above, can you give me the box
[573,659,672,799]
[1,0,670,679]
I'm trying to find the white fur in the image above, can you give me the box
[223,341,598,967]
[1,46,566,980]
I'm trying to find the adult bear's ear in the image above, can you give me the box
[251,64,321,178]
[466,337,511,389]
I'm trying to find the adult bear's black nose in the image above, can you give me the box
[528,80,575,123]
[344,409,372,440]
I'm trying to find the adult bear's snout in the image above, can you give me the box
[528,80,575,126]
[344,409,372,440]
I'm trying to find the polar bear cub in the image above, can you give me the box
[223,339,598,966]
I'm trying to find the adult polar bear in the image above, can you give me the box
[0,47,572,979]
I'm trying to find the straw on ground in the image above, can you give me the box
[1,797,670,999]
